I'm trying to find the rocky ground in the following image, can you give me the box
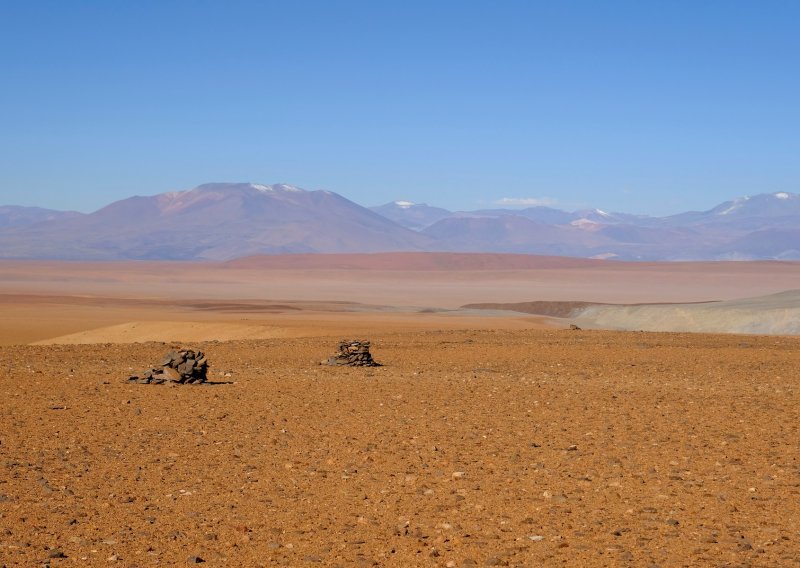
[1,329,799,567]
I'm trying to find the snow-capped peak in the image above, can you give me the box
[594,208,611,217]
[394,200,415,209]
[716,196,750,215]
[274,183,303,192]
[775,192,790,200]
[249,183,304,193]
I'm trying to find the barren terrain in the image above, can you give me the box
[1,255,799,566]
[2,255,800,345]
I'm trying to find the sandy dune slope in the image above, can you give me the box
[29,321,291,345]
[572,289,800,334]
[464,290,800,336]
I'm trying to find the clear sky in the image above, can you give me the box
[1,1,798,215]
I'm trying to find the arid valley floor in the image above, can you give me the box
[1,254,799,567]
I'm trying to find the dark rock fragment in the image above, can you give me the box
[323,340,381,367]
[127,348,210,385]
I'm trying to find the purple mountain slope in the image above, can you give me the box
[0,205,83,228]
[0,187,798,261]
[0,183,432,260]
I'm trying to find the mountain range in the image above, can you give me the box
[1,183,798,261]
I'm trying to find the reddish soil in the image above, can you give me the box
[1,330,799,567]
[1,255,799,566]
[225,252,611,270]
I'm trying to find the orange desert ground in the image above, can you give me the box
[1,253,799,567]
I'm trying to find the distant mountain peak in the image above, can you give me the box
[250,183,304,193]
[710,191,799,217]
[189,182,308,194]
[2,186,800,261]
[715,196,750,216]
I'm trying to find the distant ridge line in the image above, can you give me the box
[224,252,614,270]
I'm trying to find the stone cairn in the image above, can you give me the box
[323,340,380,367]
[127,348,209,385]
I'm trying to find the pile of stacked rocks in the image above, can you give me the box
[127,348,209,385]
[323,340,381,367]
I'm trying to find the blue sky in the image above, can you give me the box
[1,1,798,215]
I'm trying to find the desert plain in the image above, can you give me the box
[1,253,799,567]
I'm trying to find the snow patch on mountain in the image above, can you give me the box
[717,196,751,215]
[274,184,303,192]
[250,183,304,193]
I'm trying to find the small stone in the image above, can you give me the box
[452,471,466,479]
[48,550,67,559]
[528,535,544,541]
[187,556,205,564]
[162,367,181,382]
